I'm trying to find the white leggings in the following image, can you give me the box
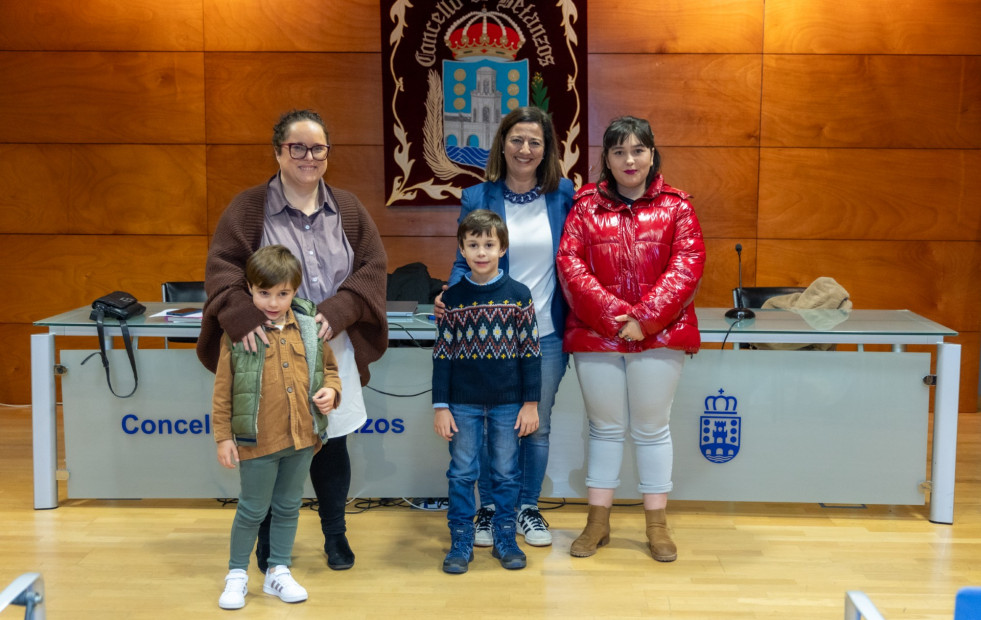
[573,348,685,495]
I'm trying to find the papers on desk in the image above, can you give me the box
[152,308,204,321]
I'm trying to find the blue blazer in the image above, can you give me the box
[450,178,575,337]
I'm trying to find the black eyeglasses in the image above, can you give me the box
[283,143,331,161]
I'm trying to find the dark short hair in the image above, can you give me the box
[485,106,563,194]
[271,109,329,153]
[245,245,303,291]
[457,209,509,251]
[598,116,661,191]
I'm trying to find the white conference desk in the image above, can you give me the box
[32,304,960,523]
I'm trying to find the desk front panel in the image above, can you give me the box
[60,347,929,505]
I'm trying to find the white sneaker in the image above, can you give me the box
[218,569,248,609]
[517,504,553,546]
[474,504,496,547]
[263,565,308,603]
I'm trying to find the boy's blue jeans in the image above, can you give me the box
[446,402,521,531]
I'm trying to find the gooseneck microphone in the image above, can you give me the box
[725,243,755,320]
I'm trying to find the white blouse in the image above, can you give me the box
[504,194,556,337]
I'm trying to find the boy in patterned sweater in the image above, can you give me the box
[433,209,542,574]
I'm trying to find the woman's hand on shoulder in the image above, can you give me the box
[315,313,334,341]
[433,286,449,319]
[239,324,271,353]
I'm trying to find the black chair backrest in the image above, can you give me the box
[161,281,206,344]
[162,281,207,303]
[732,286,806,309]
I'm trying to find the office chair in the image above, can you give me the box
[161,281,206,346]
[730,286,806,349]
[731,286,806,309]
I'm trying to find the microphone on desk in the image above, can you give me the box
[725,243,756,320]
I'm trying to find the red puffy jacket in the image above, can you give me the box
[557,175,706,354]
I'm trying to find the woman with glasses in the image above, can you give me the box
[436,106,575,549]
[198,108,387,575]
[557,116,705,562]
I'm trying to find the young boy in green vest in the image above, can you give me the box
[212,244,342,610]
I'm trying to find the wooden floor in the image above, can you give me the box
[2,405,980,619]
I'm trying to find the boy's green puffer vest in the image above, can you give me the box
[228,297,328,445]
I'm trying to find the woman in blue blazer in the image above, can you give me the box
[443,106,575,547]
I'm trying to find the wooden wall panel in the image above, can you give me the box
[0,235,207,324]
[0,145,206,235]
[0,145,71,233]
[588,54,762,147]
[759,149,981,240]
[0,52,205,144]
[764,0,981,55]
[204,53,382,146]
[659,147,758,240]
[0,0,204,51]
[589,0,763,53]
[68,146,207,235]
[205,145,458,238]
[761,55,981,148]
[203,0,379,52]
[205,146,279,235]
[756,240,981,332]
[697,238,752,309]
[585,146,759,240]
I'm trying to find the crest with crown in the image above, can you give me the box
[704,389,738,414]
[444,8,526,61]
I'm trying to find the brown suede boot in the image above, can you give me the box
[570,505,611,558]
[645,508,677,562]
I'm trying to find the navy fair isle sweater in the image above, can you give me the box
[432,274,542,406]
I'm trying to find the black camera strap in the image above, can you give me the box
[83,307,139,398]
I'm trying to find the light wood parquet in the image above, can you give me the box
[1,405,980,618]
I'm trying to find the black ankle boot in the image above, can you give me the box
[323,533,355,570]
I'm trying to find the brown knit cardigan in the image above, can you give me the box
[196,183,388,385]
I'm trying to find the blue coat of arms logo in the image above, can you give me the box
[442,10,529,170]
[700,389,741,463]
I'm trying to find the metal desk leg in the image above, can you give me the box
[930,341,960,524]
[31,333,58,509]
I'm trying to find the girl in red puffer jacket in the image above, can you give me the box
[557,116,705,563]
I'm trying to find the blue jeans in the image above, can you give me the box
[446,402,521,530]
[477,332,568,507]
